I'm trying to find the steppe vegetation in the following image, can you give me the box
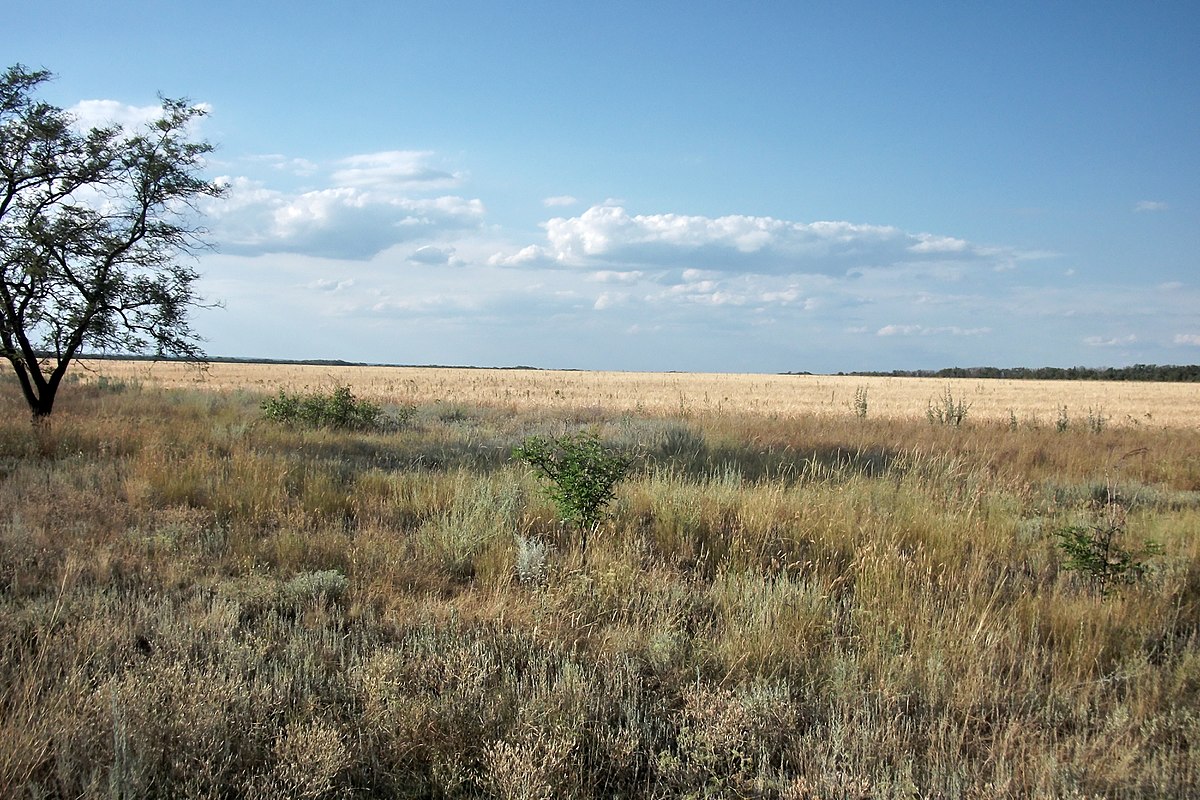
[2,363,1199,798]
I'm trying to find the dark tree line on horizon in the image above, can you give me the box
[833,364,1200,382]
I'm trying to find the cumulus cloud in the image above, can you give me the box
[1135,200,1169,212]
[494,203,1006,276]
[1174,334,1200,346]
[208,158,485,260]
[487,245,558,268]
[68,99,184,131]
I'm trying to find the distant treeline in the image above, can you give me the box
[834,364,1200,382]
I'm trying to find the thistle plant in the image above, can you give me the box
[925,386,970,427]
[853,386,869,420]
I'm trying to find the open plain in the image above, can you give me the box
[75,359,1200,428]
[2,361,1198,798]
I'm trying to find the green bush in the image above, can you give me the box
[1056,499,1161,595]
[513,430,632,564]
[261,386,386,431]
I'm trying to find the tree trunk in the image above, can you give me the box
[29,391,56,419]
[8,357,59,420]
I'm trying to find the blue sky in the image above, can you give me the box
[11,1,1199,372]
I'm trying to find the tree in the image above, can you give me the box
[0,64,224,418]
[513,430,632,566]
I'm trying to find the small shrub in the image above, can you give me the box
[513,430,632,564]
[280,569,349,607]
[1056,405,1070,433]
[1087,406,1108,434]
[262,386,383,431]
[1056,495,1162,596]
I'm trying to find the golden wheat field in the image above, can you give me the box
[76,359,1200,427]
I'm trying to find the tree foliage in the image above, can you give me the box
[0,64,224,417]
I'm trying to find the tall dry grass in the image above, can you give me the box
[1,369,1198,797]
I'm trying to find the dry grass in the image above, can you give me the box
[2,368,1199,798]
[75,359,1200,428]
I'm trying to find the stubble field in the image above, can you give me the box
[2,361,1198,798]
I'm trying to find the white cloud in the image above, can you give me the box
[593,291,628,310]
[306,278,355,292]
[68,99,173,131]
[331,150,462,190]
[1135,200,1169,212]
[543,195,579,207]
[67,99,214,145]
[588,270,645,284]
[877,324,922,336]
[1084,334,1138,347]
[908,233,971,254]
[497,203,1005,276]
[1174,334,1200,346]
[876,324,990,337]
[207,170,485,260]
[365,294,482,316]
[487,245,558,268]
[408,245,462,266]
[250,154,319,176]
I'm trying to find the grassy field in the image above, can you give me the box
[2,363,1199,798]
[75,359,1200,427]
